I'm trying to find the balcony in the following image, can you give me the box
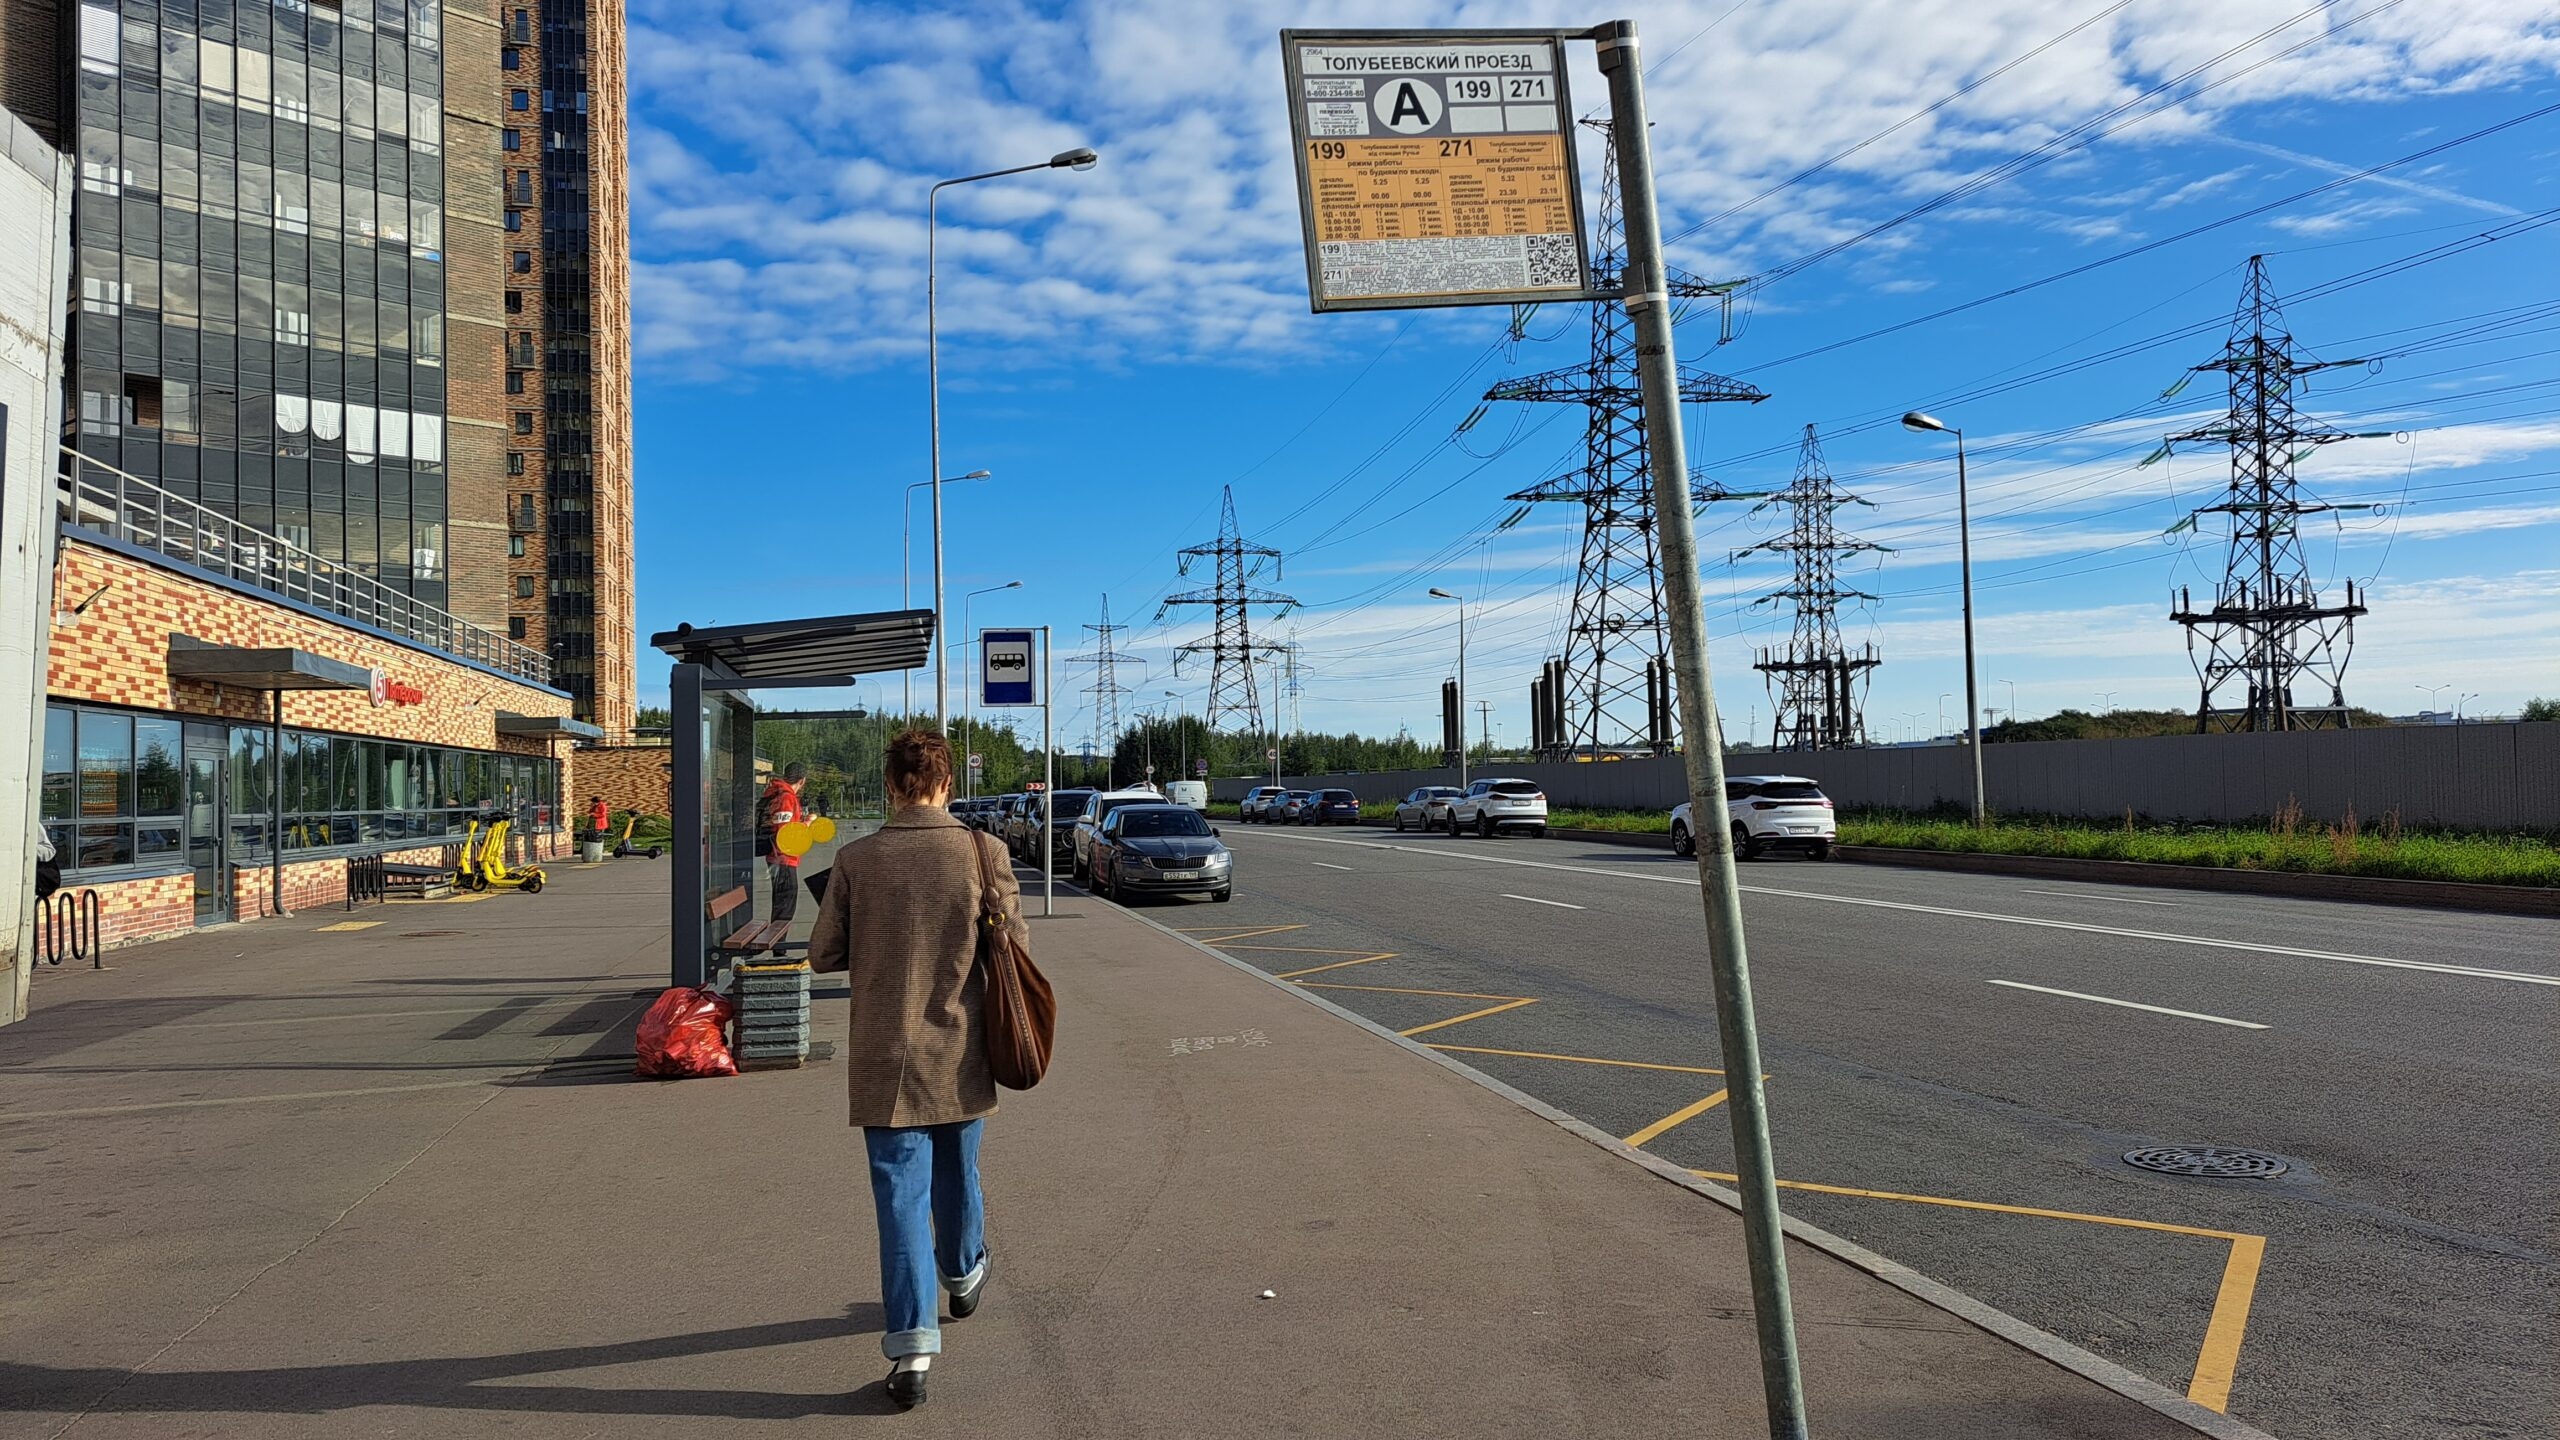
[60,452,555,689]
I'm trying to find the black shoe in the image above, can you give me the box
[886,1364,928,1409]
[949,1266,987,1320]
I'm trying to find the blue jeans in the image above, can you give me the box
[862,1120,988,1359]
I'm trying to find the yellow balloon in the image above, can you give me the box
[809,816,838,843]
[774,820,814,857]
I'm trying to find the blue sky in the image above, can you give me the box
[622,0,2560,751]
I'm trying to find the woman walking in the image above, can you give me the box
[808,728,1028,1408]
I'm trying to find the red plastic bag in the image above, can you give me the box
[634,986,738,1079]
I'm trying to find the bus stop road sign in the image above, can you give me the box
[982,629,1036,706]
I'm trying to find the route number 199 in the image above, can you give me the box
[1310,141,1347,160]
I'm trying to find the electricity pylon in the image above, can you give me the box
[1485,122,1766,759]
[1736,425,1886,749]
[1066,595,1141,772]
[2165,256,2385,731]
[1159,486,1298,732]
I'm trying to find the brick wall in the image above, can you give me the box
[51,872,193,953]
[47,536,573,746]
[580,742,670,819]
[443,0,515,639]
[585,0,637,741]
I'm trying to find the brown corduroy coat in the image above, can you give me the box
[807,804,1027,1128]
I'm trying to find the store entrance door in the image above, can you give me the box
[184,724,229,923]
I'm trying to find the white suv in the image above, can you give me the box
[1447,778,1548,838]
[1672,775,1836,861]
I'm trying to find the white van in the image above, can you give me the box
[1165,780,1209,811]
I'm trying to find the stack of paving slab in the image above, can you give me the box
[732,961,812,1069]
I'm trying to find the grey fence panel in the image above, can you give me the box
[1225,722,2559,830]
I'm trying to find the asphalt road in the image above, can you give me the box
[1107,824,2558,1440]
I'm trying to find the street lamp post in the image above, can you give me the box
[2457,692,2480,722]
[958,580,1022,799]
[1938,692,1951,741]
[1903,411,1986,823]
[929,146,1098,734]
[904,470,991,718]
[1429,588,1467,789]
[1999,678,2018,726]
[2416,682,2450,717]
[1164,690,1185,782]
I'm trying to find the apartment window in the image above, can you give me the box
[505,290,524,315]
[501,47,521,70]
[511,8,531,41]
[509,617,528,639]
[512,250,532,274]
[503,209,522,233]
[509,90,530,111]
[515,575,537,599]
[502,128,522,152]
[507,452,527,476]
[509,171,533,204]
[509,534,527,558]
[506,371,526,395]
[510,494,538,530]
[512,412,535,435]
[123,375,164,429]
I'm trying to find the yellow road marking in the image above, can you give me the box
[1623,1089,1730,1146]
[1688,1168,2265,1412]
[2189,1233,2265,1412]
[1176,924,1308,944]
[1221,944,1385,955]
[1294,982,1527,1001]
[1425,1045,1726,1078]
[1274,952,1400,979]
[315,921,382,933]
[1399,998,1539,1037]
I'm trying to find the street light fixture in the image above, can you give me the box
[904,470,992,717]
[958,580,1022,799]
[929,148,1100,733]
[1902,410,1985,823]
[1163,690,1188,782]
[1938,692,1951,740]
[1429,588,1467,788]
[2457,692,2480,722]
[2415,682,2451,717]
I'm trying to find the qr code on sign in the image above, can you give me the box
[1526,233,1580,287]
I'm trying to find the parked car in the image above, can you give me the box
[1032,788,1096,865]
[1391,785,1463,833]
[1072,788,1175,881]
[1306,788,1363,825]
[1088,803,1233,904]
[1447,778,1548,838]
[999,794,1039,856]
[1276,790,1316,823]
[1240,785,1288,822]
[1674,775,1836,861]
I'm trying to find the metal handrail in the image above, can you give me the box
[59,451,554,687]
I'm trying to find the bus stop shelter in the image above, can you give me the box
[651,608,934,987]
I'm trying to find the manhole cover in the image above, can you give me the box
[2123,1145,2289,1179]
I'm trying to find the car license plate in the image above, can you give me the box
[1162,870,1199,880]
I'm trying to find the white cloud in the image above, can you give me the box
[624,0,2560,374]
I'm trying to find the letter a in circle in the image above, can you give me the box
[1374,78,1444,134]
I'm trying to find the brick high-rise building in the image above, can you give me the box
[483,0,630,735]
[0,0,630,733]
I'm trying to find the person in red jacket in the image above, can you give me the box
[758,763,808,922]
[586,794,610,840]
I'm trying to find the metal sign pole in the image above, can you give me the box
[1041,625,1055,916]
[1594,20,1808,1437]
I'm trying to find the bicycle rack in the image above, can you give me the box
[37,889,104,968]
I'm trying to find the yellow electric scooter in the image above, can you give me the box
[471,818,547,894]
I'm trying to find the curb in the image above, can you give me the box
[1117,901,2280,1440]
[1505,826,2557,919]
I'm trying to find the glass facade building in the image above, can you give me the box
[67,0,455,609]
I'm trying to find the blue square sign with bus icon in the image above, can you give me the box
[981,629,1036,706]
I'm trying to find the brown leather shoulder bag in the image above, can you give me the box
[971,832,1056,1089]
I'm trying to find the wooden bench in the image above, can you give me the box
[707,885,792,963]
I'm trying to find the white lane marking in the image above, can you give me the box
[1987,979,2269,1031]
[1226,829,2560,987]
[1500,893,1585,910]
[2020,888,2181,907]
[1312,861,1355,871]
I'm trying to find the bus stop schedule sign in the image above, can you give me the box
[981,629,1035,706]
[1282,31,1590,312]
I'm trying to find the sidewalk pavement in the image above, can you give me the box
[2,854,2242,1438]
